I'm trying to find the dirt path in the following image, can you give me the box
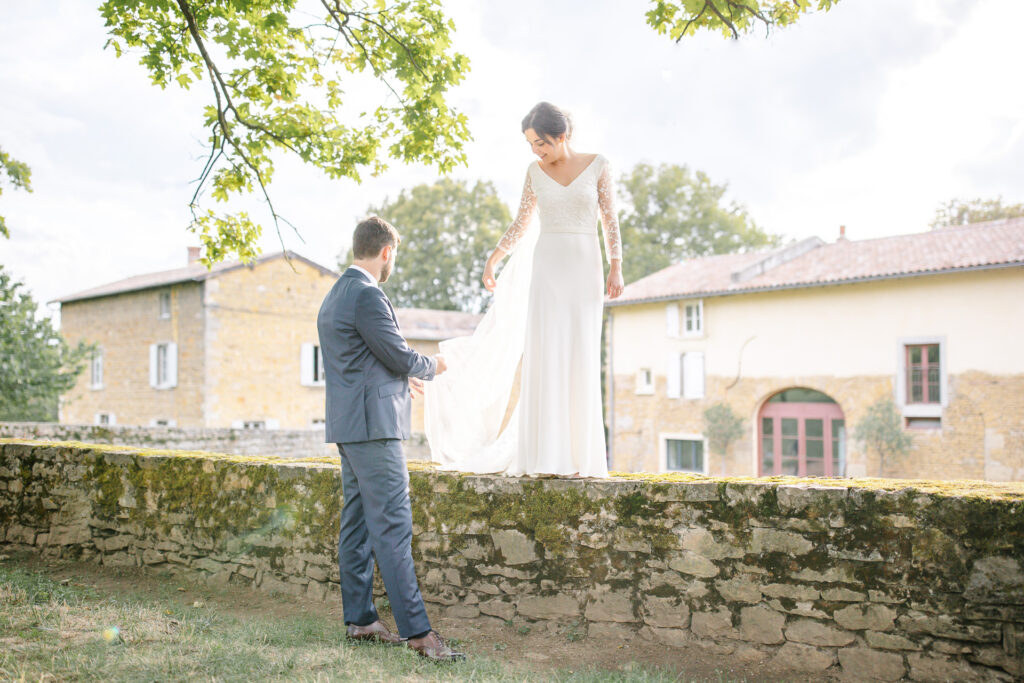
[4,552,832,681]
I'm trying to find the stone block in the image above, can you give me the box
[446,604,481,619]
[739,605,785,644]
[585,588,636,623]
[907,653,1003,682]
[714,577,762,604]
[749,528,814,555]
[865,631,922,651]
[834,604,896,631]
[838,647,906,681]
[142,549,166,565]
[489,529,538,565]
[762,583,820,601]
[793,565,859,584]
[771,642,837,672]
[691,608,735,639]
[305,564,330,583]
[103,551,137,568]
[679,482,721,502]
[478,598,515,621]
[641,625,692,648]
[96,535,133,552]
[897,612,1001,643]
[964,556,1024,605]
[642,596,690,629]
[822,587,866,602]
[588,622,636,640]
[776,484,847,514]
[667,551,719,578]
[785,618,855,647]
[517,594,581,620]
[679,527,744,560]
[48,524,91,546]
[5,524,37,545]
[612,527,651,553]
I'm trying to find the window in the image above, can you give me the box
[90,350,104,390]
[243,420,266,430]
[95,412,116,425]
[683,300,703,337]
[636,368,654,395]
[667,352,705,399]
[663,436,705,473]
[149,342,178,389]
[150,419,176,427]
[906,344,940,404]
[896,338,946,426]
[301,343,326,386]
[310,418,326,428]
[159,291,171,319]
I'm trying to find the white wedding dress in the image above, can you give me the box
[424,154,621,477]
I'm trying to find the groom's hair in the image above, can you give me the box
[352,215,401,258]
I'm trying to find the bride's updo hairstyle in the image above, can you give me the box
[522,102,573,143]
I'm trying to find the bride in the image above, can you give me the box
[424,102,623,478]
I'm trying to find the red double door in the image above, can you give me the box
[759,401,845,477]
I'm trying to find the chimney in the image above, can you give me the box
[187,246,202,265]
[838,225,847,242]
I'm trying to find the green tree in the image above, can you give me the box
[101,0,471,265]
[853,397,913,477]
[343,178,509,313]
[0,267,93,421]
[930,197,1024,229]
[0,147,33,239]
[703,402,745,466]
[647,0,840,41]
[617,163,779,284]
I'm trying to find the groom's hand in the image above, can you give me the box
[434,354,448,376]
[409,377,425,398]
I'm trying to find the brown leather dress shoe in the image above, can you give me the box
[406,631,466,663]
[345,620,403,645]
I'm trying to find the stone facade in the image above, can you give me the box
[57,254,446,435]
[607,268,1024,481]
[3,439,1023,680]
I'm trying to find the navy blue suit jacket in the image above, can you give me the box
[317,268,436,443]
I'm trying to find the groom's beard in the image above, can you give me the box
[379,260,393,283]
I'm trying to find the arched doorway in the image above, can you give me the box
[758,388,846,477]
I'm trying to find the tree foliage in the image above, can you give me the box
[0,267,92,421]
[344,178,509,313]
[703,402,745,456]
[101,0,471,265]
[647,0,840,41]
[0,147,33,239]
[853,397,912,476]
[930,196,1024,229]
[617,163,779,284]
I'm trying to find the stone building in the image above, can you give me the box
[56,249,479,432]
[605,218,1024,481]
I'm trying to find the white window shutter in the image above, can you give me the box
[149,344,158,388]
[265,419,280,430]
[166,343,178,388]
[683,352,705,399]
[665,303,680,338]
[667,353,681,398]
[300,343,314,386]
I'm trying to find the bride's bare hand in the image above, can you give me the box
[607,267,624,299]
[482,260,497,292]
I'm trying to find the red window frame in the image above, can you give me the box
[906,344,940,404]
[759,402,845,477]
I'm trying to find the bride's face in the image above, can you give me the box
[524,128,567,163]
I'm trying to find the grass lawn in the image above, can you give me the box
[0,554,788,682]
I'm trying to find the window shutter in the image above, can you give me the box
[149,344,158,388]
[300,343,314,386]
[683,352,705,399]
[667,353,681,399]
[265,419,280,430]
[665,303,680,337]
[166,343,178,388]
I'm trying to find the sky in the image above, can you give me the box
[2,0,1023,319]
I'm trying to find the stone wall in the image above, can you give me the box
[0,423,429,460]
[2,439,1023,680]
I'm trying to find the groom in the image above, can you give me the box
[317,216,463,662]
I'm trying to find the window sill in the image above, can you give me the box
[635,387,654,396]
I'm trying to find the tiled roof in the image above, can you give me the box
[395,308,482,341]
[609,217,1024,306]
[53,251,338,303]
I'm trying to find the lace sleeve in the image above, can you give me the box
[497,169,537,253]
[597,159,622,262]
